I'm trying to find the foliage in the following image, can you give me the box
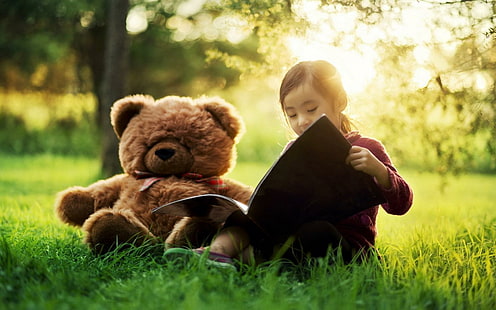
[204,0,303,76]
[0,0,495,175]
[0,0,104,91]
[353,40,496,174]
[1,89,496,173]
[0,155,495,309]
[0,90,287,164]
[0,0,265,97]
[0,92,98,157]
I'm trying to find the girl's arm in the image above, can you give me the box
[346,139,413,215]
[346,146,391,188]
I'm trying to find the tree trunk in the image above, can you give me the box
[100,0,129,177]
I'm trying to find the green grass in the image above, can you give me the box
[1,155,495,309]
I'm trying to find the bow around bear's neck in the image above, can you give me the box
[134,171,227,192]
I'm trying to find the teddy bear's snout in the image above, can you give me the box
[144,141,194,175]
[155,148,175,161]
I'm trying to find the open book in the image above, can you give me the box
[153,115,385,243]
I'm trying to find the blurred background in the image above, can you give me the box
[0,0,494,179]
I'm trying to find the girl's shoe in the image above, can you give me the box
[164,247,236,270]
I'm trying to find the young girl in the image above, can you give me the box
[166,60,413,266]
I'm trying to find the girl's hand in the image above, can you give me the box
[345,146,391,189]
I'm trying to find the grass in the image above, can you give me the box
[0,154,495,309]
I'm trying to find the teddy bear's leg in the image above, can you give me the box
[55,187,96,226]
[166,217,220,248]
[83,209,156,254]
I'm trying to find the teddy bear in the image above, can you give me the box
[54,94,253,254]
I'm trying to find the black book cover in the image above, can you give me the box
[246,115,385,242]
[153,115,385,243]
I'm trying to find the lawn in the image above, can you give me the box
[0,154,494,309]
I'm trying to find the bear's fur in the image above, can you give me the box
[54,94,252,253]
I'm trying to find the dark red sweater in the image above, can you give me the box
[335,132,414,249]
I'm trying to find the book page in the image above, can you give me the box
[152,194,248,221]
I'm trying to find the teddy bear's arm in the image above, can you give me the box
[55,174,127,227]
[222,179,253,205]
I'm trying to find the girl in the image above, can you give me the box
[166,60,413,266]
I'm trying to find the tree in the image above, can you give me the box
[0,0,97,90]
[1,0,494,174]
[212,0,496,173]
[100,0,129,176]
[0,0,262,174]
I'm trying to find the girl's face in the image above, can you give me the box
[282,82,340,136]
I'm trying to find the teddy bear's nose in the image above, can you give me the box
[155,149,175,161]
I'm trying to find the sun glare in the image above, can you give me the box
[126,5,148,34]
[287,36,377,95]
[474,72,491,91]
[412,68,432,88]
[288,0,493,94]
[288,1,379,95]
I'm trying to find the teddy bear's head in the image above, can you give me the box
[110,95,244,177]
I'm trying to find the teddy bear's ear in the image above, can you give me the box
[198,97,245,141]
[110,95,152,138]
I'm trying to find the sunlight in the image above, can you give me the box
[288,1,379,94]
[176,0,207,17]
[166,12,250,43]
[287,36,377,95]
[474,72,492,91]
[127,5,148,34]
[440,71,493,92]
[389,4,434,44]
[214,15,251,44]
[413,45,431,64]
[412,68,432,88]
[287,0,494,95]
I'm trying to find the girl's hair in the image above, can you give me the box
[279,60,353,133]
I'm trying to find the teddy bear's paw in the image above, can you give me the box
[83,210,155,254]
[55,187,96,226]
[166,217,220,248]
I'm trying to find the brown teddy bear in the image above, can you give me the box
[54,94,252,254]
